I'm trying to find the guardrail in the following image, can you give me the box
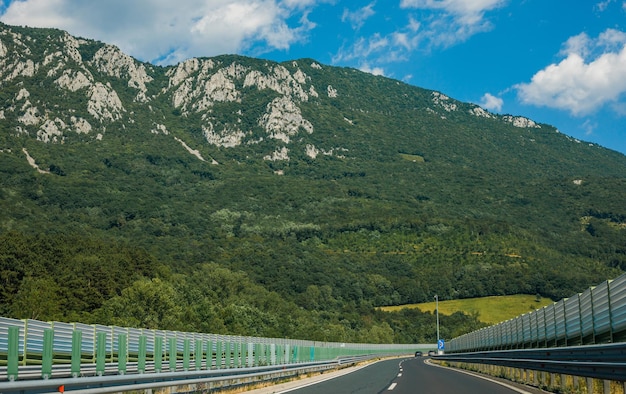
[434,342,626,382]
[0,356,376,394]
[447,272,626,353]
[0,316,427,389]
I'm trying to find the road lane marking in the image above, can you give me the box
[388,383,397,390]
[397,373,402,377]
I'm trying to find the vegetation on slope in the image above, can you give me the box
[0,24,625,343]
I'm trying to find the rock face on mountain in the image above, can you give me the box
[0,22,577,168]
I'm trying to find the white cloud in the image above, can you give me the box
[342,3,376,30]
[516,29,626,116]
[582,119,597,136]
[359,63,385,76]
[407,16,420,33]
[401,0,505,21]
[332,34,390,64]
[595,0,614,12]
[480,93,503,112]
[400,0,506,46]
[0,0,318,65]
[332,0,504,78]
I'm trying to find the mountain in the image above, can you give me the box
[1,22,625,342]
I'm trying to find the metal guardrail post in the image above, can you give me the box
[7,326,19,381]
[41,329,53,379]
[227,341,233,368]
[138,335,146,373]
[216,341,223,369]
[238,342,244,367]
[183,339,190,371]
[607,281,615,343]
[231,341,235,368]
[247,343,253,367]
[590,285,597,344]
[576,293,583,345]
[207,340,213,369]
[96,332,106,376]
[561,298,568,346]
[234,342,239,368]
[118,334,127,375]
[195,339,203,371]
[223,341,228,368]
[137,335,148,373]
[154,336,163,373]
[168,337,176,372]
[71,330,81,378]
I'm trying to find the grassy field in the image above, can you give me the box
[379,295,554,324]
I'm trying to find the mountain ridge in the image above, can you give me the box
[1,22,625,342]
[3,20,619,164]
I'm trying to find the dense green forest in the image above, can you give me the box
[0,22,625,343]
[0,231,484,343]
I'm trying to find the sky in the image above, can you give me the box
[1,0,625,156]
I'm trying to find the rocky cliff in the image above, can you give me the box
[1,22,570,171]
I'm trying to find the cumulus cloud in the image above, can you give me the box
[480,93,503,112]
[515,29,626,116]
[0,0,318,65]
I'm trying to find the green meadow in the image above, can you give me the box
[379,295,554,324]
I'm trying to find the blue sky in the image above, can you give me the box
[1,0,625,155]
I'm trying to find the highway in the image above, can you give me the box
[270,357,545,394]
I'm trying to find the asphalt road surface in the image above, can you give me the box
[280,357,540,394]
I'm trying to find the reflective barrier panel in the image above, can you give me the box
[448,272,626,352]
[0,317,426,381]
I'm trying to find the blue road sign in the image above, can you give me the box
[437,339,445,350]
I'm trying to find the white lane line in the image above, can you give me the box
[388,382,397,390]
[397,373,402,377]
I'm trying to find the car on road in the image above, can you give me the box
[415,351,423,357]
[427,350,437,356]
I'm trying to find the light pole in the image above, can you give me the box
[434,295,440,352]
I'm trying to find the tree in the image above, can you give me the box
[94,278,184,330]
[10,276,62,320]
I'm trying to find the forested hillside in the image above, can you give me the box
[0,23,625,343]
